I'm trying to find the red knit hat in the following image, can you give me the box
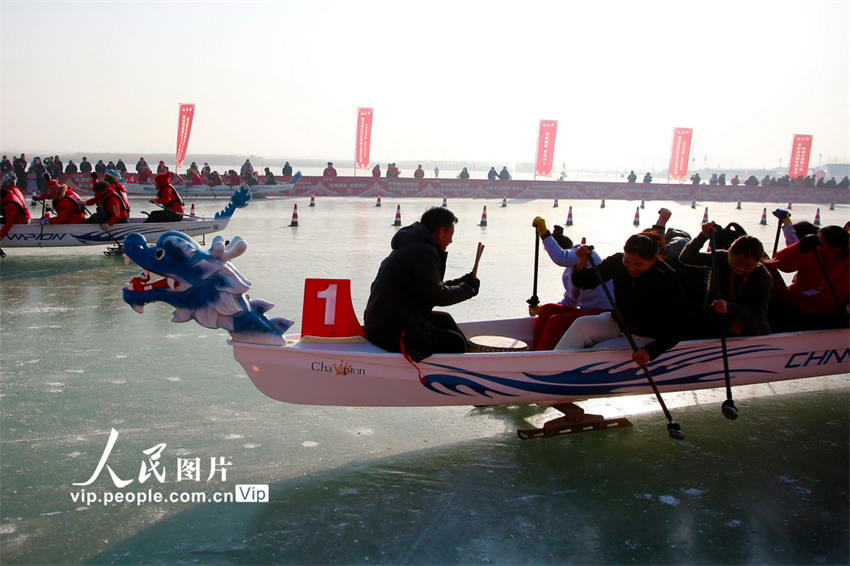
[154,171,173,188]
[45,179,66,198]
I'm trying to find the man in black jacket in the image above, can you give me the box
[364,207,480,361]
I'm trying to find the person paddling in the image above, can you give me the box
[0,172,31,240]
[555,233,685,368]
[146,171,185,222]
[34,179,85,225]
[84,181,129,226]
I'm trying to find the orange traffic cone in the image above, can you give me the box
[479,205,488,227]
[289,203,299,227]
[309,195,316,207]
[566,206,573,226]
[640,199,645,209]
[501,197,507,208]
[702,207,709,224]
[787,202,792,210]
[189,203,195,217]
[759,208,767,225]
[441,197,447,208]
[600,199,605,208]
[553,198,559,208]
[375,196,382,207]
[392,205,402,227]
[814,208,821,226]
[829,202,835,211]
[691,200,696,209]
[736,201,741,210]
[632,206,640,226]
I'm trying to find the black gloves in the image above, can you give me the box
[446,272,480,294]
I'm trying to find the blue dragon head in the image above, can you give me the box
[122,231,293,345]
[215,186,252,219]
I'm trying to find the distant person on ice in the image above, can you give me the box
[499,166,511,180]
[414,164,425,179]
[364,206,480,361]
[458,167,470,179]
[323,162,337,177]
[627,170,637,183]
[487,166,498,180]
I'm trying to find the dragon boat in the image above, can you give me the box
[120,174,301,198]
[120,230,850,436]
[1,187,250,250]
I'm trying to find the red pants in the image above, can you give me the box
[533,304,608,350]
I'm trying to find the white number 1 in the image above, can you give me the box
[316,284,338,326]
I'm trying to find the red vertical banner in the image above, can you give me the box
[355,107,373,170]
[535,120,558,177]
[788,134,812,178]
[668,127,693,181]
[175,103,195,171]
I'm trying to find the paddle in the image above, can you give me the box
[471,242,485,278]
[587,253,685,440]
[526,229,540,311]
[771,210,785,256]
[709,231,738,420]
[37,173,50,247]
[81,204,124,251]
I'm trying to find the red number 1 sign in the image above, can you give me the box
[301,279,365,339]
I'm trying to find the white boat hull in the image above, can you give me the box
[231,317,850,407]
[0,216,231,247]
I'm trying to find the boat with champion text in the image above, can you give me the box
[120,230,850,435]
[1,187,250,249]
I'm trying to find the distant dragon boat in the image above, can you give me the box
[120,230,850,437]
[1,187,250,250]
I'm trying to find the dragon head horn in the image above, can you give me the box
[209,235,247,262]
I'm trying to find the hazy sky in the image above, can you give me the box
[1,0,848,172]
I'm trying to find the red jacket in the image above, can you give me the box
[49,189,85,224]
[0,186,31,239]
[322,167,337,177]
[152,184,184,214]
[101,188,130,226]
[774,241,849,315]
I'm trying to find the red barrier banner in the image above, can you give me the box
[535,120,558,177]
[668,127,693,181]
[788,134,812,178]
[355,108,373,170]
[176,103,195,171]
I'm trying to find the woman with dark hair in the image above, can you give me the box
[769,225,849,331]
[679,224,772,336]
[555,233,685,368]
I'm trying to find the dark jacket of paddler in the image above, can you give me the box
[363,222,476,356]
[572,253,685,360]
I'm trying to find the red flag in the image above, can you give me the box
[355,108,373,170]
[788,134,812,178]
[535,120,558,177]
[175,103,195,171]
[668,127,693,181]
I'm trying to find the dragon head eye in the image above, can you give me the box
[154,249,165,260]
